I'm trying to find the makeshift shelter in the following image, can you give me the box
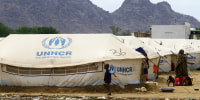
[117,36,160,80]
[0,34,145,86]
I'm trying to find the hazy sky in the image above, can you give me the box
[90,0,200,21]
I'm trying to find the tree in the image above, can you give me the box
[36,27,59,34]
[194,28,200,39]
[109,26,132,36]
[196,28,200,30]
[0,23,13,37]
[14,25,59,34]
[121,30,131,36]
[109,26,121,35]
[145,30,151,34]
[15,25,32,34]
[0,23,59,37]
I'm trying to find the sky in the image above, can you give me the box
[90,0,200,21]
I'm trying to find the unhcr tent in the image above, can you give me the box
[0,34,144,86]
[117,36,160,80]
[190,39,200,49]
[153,39,200,54]
[189,39,200,69]
[139,38,174,72]
[153,39,200,70]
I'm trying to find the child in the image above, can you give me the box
[167,76,175,86]
[104,64,117,95]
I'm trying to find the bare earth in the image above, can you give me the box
[0,71,200,99]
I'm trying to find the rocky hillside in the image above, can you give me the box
[0,0,113,33]
[0,0,200,33]
[112,0,200,32]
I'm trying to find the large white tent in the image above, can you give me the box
[190,39,200,49]
[153,39,200,54]
[117,36,160,80]
[188,39,200,69]
[139,38,174,72]
[153,39,200,70]
[0,34,145,86]
[138,38,173,56]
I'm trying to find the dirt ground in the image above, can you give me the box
[0,71,200,99]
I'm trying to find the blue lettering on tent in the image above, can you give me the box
[42,37,72,49]
[109,64,133,76]
[36,36,72,59]
[44,51,51,56]
[36,51,72,59]
[160,60,164,65]
[51,51,58,55]
[187,56,196,61]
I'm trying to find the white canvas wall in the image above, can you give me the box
[159,55,171,72]
[0,59,143,86]
[0,34,145,86]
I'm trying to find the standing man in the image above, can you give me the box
[104,64,117,95]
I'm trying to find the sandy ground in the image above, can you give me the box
[0,71,200,99]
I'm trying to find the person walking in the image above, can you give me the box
[103,64,117,95]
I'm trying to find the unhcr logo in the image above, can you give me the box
[160,60,164,65]
[42,37,72,49]
[109,64,133,76]
[36,36,72,59]
[187,56,196,61]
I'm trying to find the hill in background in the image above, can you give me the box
[0,0,199,33]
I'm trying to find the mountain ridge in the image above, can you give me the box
[112,0,200,32]
[0,0,199,33]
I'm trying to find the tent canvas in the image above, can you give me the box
[117,36,160,80]
[188,39,200,69]
[138,38,173,56]
[189,39,200,50]
[158,55,172,72]
[153,39,200,54]
[117,36,160,59]
[0,34,144,86]
[139,38,173,72]
[153,39,200,70]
